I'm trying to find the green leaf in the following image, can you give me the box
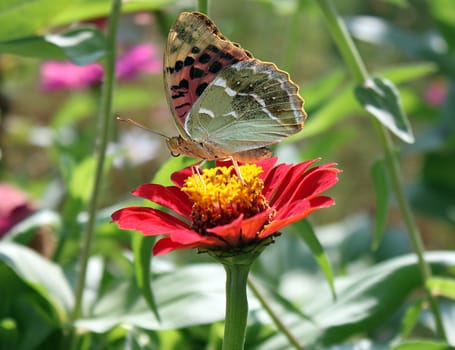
[381,62,438,83]
[0,28,106,65]
[392,340,455,350]
[132,233,160,322]
[399,298,424,339]
[371,159,391,250]
[0,0,72,40]
[50,0,176,26]
[75,263,227,332]
[256,252,455,349]
[297,220,336,299]
[346,16,455,75]
[354,77,414,143]
[427,277,455,300]
[0,241,74,320]
[0,318,18,349]
[68,156,96,203]
[287,62,436,142]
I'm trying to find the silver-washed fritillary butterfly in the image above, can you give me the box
[164,12,306,162]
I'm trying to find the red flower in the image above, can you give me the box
[112,158,340,256]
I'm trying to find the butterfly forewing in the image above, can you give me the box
[164,12,253,129]
[184,60,306,154]
[163,12,307,161]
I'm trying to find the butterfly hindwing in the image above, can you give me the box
[164,12,253,128]
[184,60,306,154]
[163,12,306,161]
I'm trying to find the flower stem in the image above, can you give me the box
[222,262,251,350]
[198,0,208,14]
[70,0,121,330]
[248,277,305,350]
[316,0,447,340]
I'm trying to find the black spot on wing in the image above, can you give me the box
[191,46,200,54]
[179,79,189,89]
[209,61,223,73]
[174,60,183,72]
[196,82,208,96]
[190,66,204,79]
[198,53,211,63]
[175,102,191,110]
[207,44,220,53]
[184,56,195,66]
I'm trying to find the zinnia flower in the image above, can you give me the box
[112,158,340,257]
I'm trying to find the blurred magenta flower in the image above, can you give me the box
[40,44,161,91]
[0,184,35,237]
[424,78,447,106]
[40,61,103,91]
[116,44,161,79]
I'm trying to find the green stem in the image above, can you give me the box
[283,0,304,73]
[198,0,208,14]
[222,262,251,350]
[70,0,121,329]
[316,0,447,340]
[248,277,304,350]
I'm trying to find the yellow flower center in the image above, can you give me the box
[181,164,270,233]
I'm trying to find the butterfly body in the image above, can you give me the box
[164,12,306,161]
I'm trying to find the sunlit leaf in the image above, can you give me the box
[355,77,414,143]
[0,0,71,40]
[256,252,455,349]
[399,298,424,339]
[427,277,455,300]
[0,28,106,65]
[132,233,160,322]
[0,242,74,320]
[75,263,228,332]
[296,219,336,299]
[50,0,177,26]
[392,340,455,350]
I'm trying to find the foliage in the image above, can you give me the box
[1,0,455,349]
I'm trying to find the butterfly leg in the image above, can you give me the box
[191,161,206,191]
[229,157,245,184]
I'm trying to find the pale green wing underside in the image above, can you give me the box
[184,60,306,154]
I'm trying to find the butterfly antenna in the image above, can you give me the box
[116,116,169,140]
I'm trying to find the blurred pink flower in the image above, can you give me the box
[424,78,447,106]
[116,44,161,79]
[40,44,161,91]
[0,184,35,237]
[40,61,103,91]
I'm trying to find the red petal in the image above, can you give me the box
[261,196,335,237]
[241,210,272,241]
[153,238,187,255]
[272,164,339,208]
[207,215,243,246]
[171,166,194,187]
[132,184,191,218]
[256,157,278,179]
[111,206,190,235]
[284,167,340,205]
[264,159,320,203]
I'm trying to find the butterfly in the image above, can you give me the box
[164,12,306,162]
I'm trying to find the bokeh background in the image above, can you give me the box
[1,0,455,349]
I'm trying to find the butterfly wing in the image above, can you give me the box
[184,60,306,154]
[164,12,253,137]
